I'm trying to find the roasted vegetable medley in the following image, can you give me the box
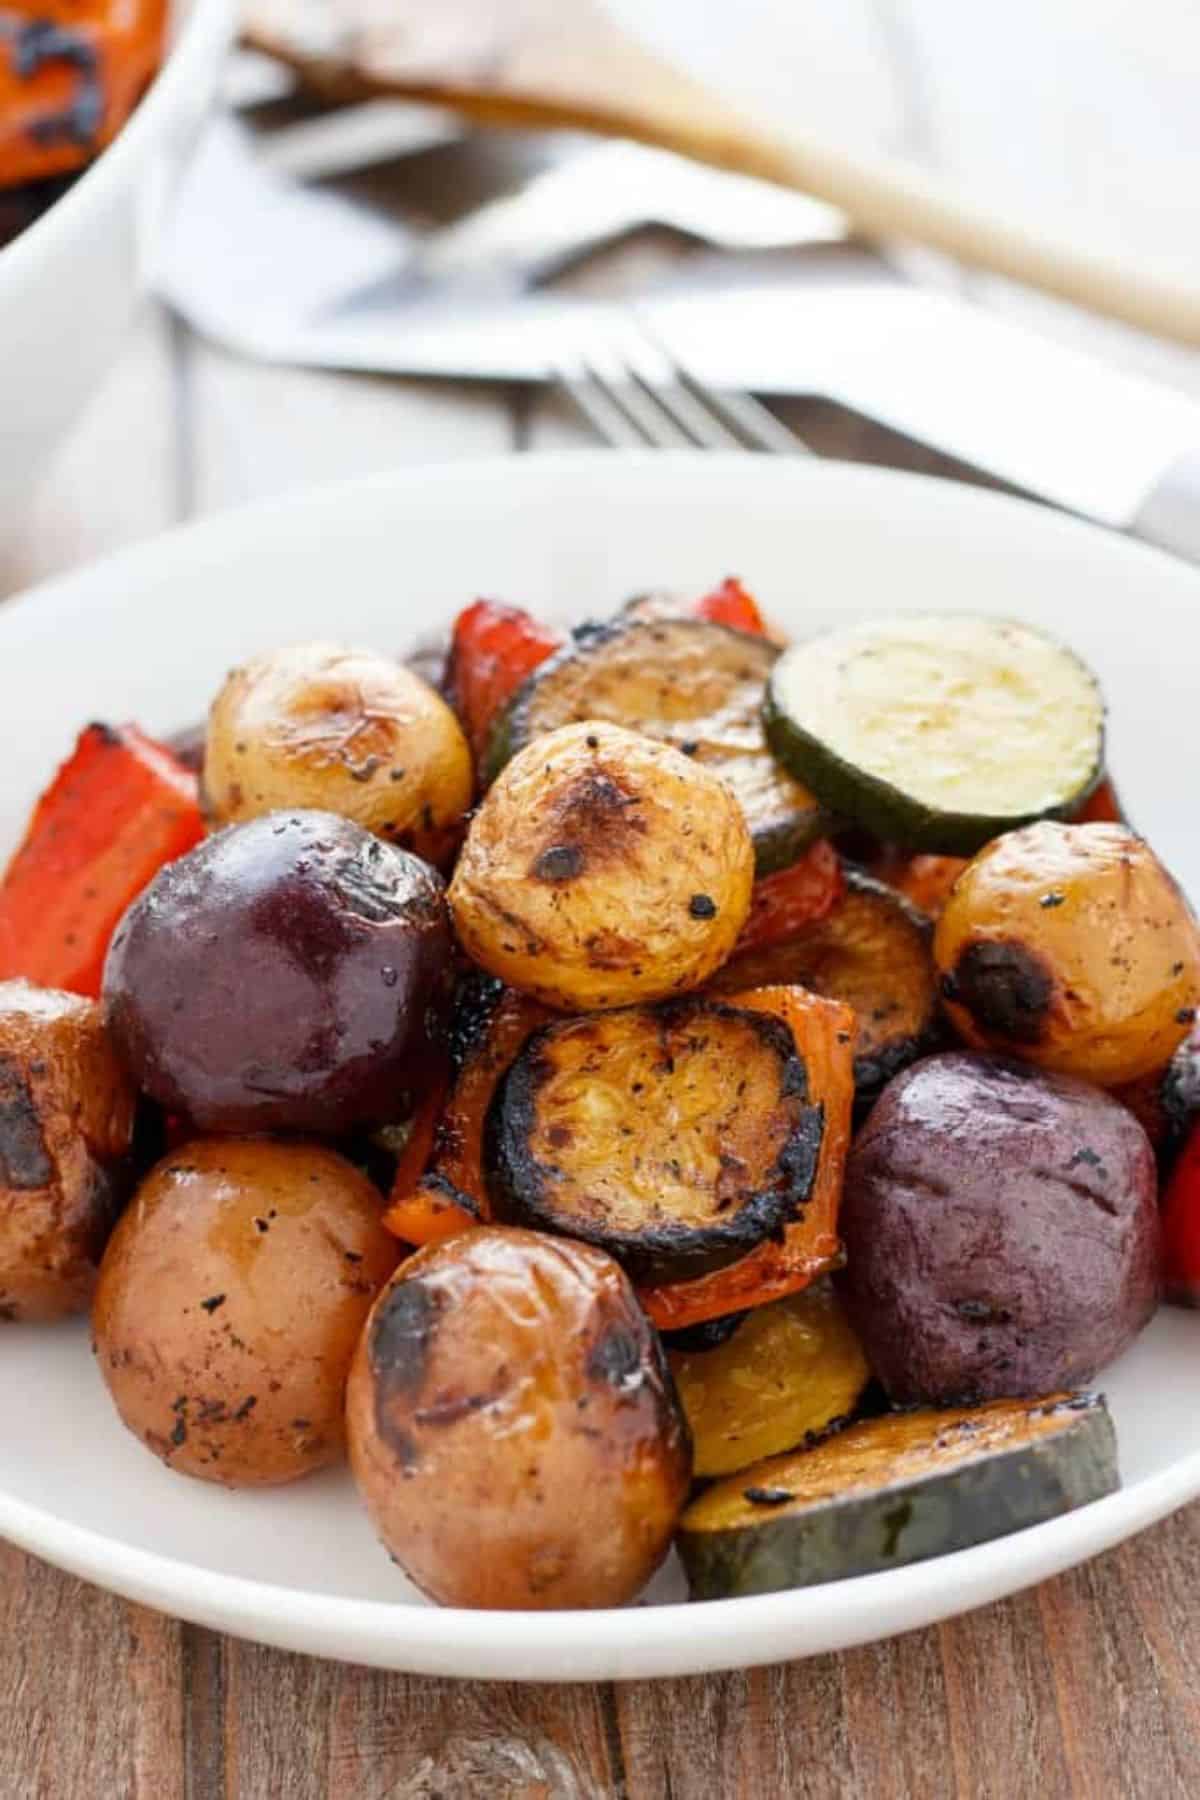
[1,578,1197,1611]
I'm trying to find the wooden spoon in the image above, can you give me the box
[242,0,1200,346]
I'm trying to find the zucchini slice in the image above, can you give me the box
[485,617,828,873]
[486,996,824,1286]
[765,615,1104,854]
[710,870,939,1101]
[678,1391,1117,1598]
[668,1282,870,1478]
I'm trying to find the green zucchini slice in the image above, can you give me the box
[764,615,1104,855]
[484,617,829,873]
[486,996,824,1286]
[709,869,939,1101]
[678,1391,1117,1598]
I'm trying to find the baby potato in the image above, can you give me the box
[93,1138,398,1486]
[205,642,472,865]
[103,811,453,1136]
[347,1226,691,1608]
[0,981,136,1321]
[936,822,1200,1086]
[448,721,754,1010]
[839,1052,1160,1404]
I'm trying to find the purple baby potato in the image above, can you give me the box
[103,811,453,1134]
[840,1052,1160,1404]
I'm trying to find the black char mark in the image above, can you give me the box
[952,940,1054,1044]
[0,1059,52,1190]
[369,1279,440,1458]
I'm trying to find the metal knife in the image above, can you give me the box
[156,117,1200,567]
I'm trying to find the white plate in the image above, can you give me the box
[2,453,1199,1680]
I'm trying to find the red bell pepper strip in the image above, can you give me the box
[1162,1121,1200,1305]
[1074,777,1124,825]
[736,841,844,952]
[444,600,565,762]
[0,722,205,1000]
[691,577,769,637]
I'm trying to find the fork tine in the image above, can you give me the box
[615,327,744,451]
[689,383,810,455]
[550,350,649,449]
[577,339,694,449]
[634,318,810,455]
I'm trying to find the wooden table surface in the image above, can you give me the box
[4,5,1200,1795]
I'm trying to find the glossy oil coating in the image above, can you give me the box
[449,721,753,1011]
[936,822,1200,1086]
[103,810,453,1133]
[840,1051,1161,1404]
[204,642,472,868]
[0,979,136,1320]
[347,1226,691,1609]
[94,1137,398,1485]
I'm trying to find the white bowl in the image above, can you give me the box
[0,0,233,515]
[1,453,1199,1679]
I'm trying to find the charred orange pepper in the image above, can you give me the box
[868,848,968,919]
[638,985,854,1331]
[383,988,553,1246]
[0,0,166,190]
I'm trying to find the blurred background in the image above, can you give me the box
[3,0,1199,588]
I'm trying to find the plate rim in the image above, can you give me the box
[3,449,1197,1679]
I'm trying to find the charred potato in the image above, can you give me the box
[205,642,472,865]
[0,981,137,1321]
[347,1226,691,1608]
[103,810,453,1135]
[936,822,1200,1086]
[93,1138,398,1485]
[839,1052,1160,1405]
[448,721,754,1011]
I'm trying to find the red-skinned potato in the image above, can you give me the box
[94,1138,398,1485]
[839,1052,1160,1405]
[204,642,472,866]
[347,1226,692,1608]
[936,822,1200,1086]
[103,811,453,1136]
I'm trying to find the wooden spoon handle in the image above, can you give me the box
[244,0,1200,345]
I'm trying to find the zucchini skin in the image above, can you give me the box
[763,675,1103,858]
[484,618,833,874]
[485,1001,825,1287]
[712,869,942,1106]
[679,1393,1117,1598]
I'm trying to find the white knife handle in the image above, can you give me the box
[1130,452,1200,568]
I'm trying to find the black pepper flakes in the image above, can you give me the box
[689,894,718,920]
[200,1294,226,1315]
[1039,891,1066,909]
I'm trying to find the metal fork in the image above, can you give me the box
[551,315,809,453]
